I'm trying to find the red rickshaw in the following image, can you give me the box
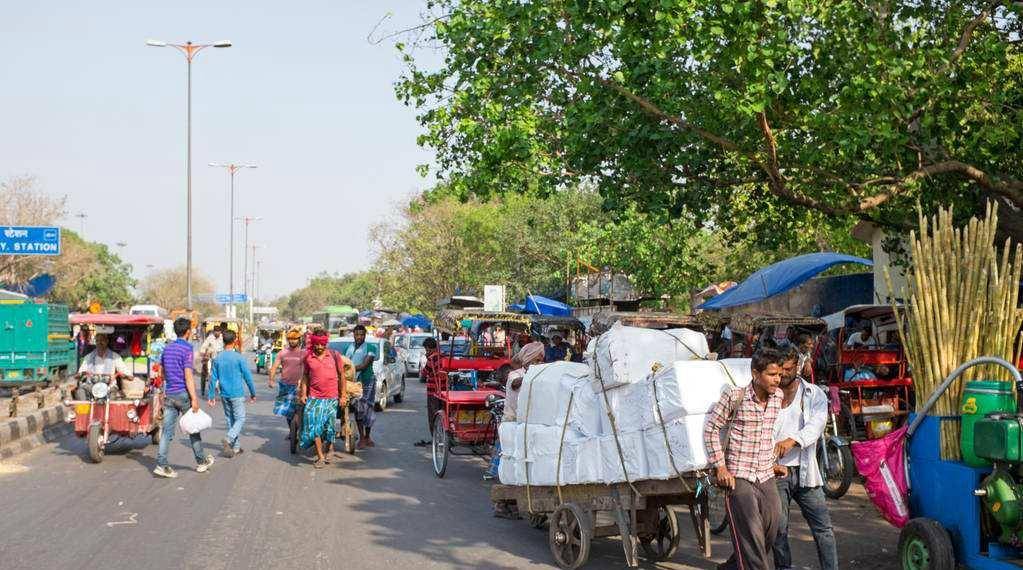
[65,313,166,463]
[825,304,913,440]
[426,310,536,477]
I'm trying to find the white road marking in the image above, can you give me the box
[106,512,138,527]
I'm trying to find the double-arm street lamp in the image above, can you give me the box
[146,38,232,309]
[209,163,257,318]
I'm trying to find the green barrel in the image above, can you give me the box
[961,380,1017,467]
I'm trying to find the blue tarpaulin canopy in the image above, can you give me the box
[509,294,573,317]
[698,253,873,310]
[401,314,432,331]
[1,274,55,298]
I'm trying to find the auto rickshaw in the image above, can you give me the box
[64,313,166,463]
[255,322,285,374]
[202,316,243,341]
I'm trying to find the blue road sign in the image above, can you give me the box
[214,293,248,305]
[0,226,61,256]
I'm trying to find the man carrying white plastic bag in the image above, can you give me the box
[154,317,215,478]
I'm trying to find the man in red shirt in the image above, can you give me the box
[704,348,786,570]
[298,330,347,468]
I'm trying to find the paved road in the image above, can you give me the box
[0,364,898,569]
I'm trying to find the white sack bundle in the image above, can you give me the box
[589,323,709,393]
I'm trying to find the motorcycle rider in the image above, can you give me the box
[773,343,837,570]
[75,331,131,400]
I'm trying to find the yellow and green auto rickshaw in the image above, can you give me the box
[255,322,285,374]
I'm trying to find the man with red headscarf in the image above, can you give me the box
[298,328,347,468]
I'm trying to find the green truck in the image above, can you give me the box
[0,302,76,386]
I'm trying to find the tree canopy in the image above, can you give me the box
[396,1,1022,231]
[138,266,217,315]
[273,188,866,315]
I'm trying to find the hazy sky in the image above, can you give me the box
[0,1,437,300]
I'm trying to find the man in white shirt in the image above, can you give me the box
[199,326,225,397]
[76,333,131,400]
[845,323,879,348]
[78,333,131,377]
[773,345,838,570]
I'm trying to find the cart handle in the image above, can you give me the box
[906,356,1022,437]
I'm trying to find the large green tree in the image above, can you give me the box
[50,231,136,310]
[396,1,1022,230]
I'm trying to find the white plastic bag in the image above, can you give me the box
[178,408,213,434]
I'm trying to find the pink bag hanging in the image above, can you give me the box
[851,425,910,528]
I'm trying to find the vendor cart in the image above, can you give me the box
[490,475,712,569]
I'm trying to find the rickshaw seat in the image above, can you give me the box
[439,389,503,405]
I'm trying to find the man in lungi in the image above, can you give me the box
[345,324,377,449]
[269,329,305,431]
[298,330,347,468]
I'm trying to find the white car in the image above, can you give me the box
[395,332,434,380]
[329,337,405,411]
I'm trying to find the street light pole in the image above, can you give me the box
[209,163,256,318]
[234,216,262,323]
[250,244,264,321]
[76,212,87,236]
[146,38,232,310]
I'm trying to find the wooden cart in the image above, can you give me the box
[490,475,713,569]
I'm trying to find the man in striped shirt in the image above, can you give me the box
[704,348,785,570]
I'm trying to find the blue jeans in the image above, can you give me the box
[221,397,247,450]
[774,467,838,570]
[157,392,205,467]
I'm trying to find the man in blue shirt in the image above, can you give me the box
[345,325,377,449]
[206,329,257,457]
[155,318,214,478]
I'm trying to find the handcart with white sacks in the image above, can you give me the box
[490,322,750,568]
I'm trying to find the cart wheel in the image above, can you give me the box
[821,439,855,499]
[899,518,954,570]
[87,423,104,463]
[548,503,591,570]
[639,506,681,561]
[432,413,450,478]
[528,513,548,530]
[706,486,730,535]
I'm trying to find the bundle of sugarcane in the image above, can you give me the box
[886,202,1023,459]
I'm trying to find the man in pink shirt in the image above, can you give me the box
[270,329,305,429]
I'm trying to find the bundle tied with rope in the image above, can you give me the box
[500,325,745,501]
[885,202,1023,460]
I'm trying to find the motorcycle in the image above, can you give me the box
[65,372,162,463]
[819,386,855,499]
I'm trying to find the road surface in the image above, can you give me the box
[0,364,898,569]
